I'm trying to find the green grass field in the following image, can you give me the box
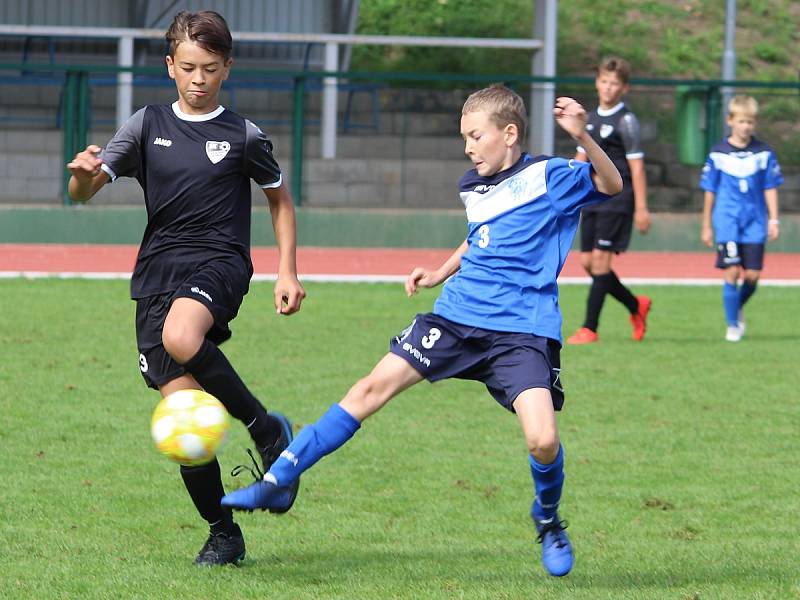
[1,279,798,599]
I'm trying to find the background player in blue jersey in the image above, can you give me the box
[567,57,652,345]
[222,85,622,578]
[66,11,306,565]
[700,95,783,342]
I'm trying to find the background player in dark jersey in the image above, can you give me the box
[700,95,783,342]
[66,11,306,566]
[567,57,652,345]
[221,85,622,578]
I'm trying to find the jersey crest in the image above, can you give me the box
[206,140,231,164]
[599,123,614,138]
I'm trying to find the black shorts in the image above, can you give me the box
[580,207,634,253]
[715,241,765,270]
[135,257,250,390]
[389,313,564,412]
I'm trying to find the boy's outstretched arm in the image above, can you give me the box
[553,97,622,196]
[405,239,468,296]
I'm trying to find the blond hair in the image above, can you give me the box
[728,95,758,118]
[462,84,527,141]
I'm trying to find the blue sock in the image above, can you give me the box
[530,445,565,522]
[722,282,739,326]
[268,404,360,486]
[739,281,757,308]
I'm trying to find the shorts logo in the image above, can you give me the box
[597,238,613,247]
[139,353,149,373]
[402,342,431,368]
[190,286,213,302]
[551,367,563,393]
[206,141,231,164]
[395,318,416,343]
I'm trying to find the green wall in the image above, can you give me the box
[1,207,798,252]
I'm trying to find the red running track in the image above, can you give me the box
[1,243,798,281]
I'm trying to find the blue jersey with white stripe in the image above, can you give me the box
[699,137,783,244]
[433,153,609,342]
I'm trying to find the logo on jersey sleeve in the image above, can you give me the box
[205,141,231,164]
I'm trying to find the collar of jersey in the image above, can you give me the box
[596,102,625,117]
[171,101,225,122]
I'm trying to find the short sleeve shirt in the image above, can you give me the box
[576,102,644,214]
[699,137,783,244]
[433,154,609,343]
[100,102,282,298]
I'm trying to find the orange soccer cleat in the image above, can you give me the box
[566,327,599,345]
[629,296,652,341]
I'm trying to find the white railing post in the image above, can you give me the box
[530,0,556,156]
[321,41,339,159]
[116,35,134,129]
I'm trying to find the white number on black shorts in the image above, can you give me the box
[477,224,490,248]
[421,327,441,349]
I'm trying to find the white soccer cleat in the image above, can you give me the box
[737,310,746,335]
[725,325,743,342]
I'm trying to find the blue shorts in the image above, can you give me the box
[715,241,765,270]
[135,257,250,389]
[389,313,564,412]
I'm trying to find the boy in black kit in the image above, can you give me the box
[67,11,306,566]
[567,56,652,344]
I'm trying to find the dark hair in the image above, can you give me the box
[462,84,527,141]
[166,11,233,61]
[597,56,631,85]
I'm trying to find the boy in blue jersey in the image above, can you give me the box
[700,95,782,342]
[222,85,622,577]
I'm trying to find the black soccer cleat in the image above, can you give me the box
[256,412,294,472]
[193,523,246,566]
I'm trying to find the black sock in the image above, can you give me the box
[180,459,235,531]
[606,270,639,314]
[183,339,280,447]
[584,272,613,331]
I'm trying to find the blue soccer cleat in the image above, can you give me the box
[222,478,297,513]
[230,411,300,514]
[532,511,573,577]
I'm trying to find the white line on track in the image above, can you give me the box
[2,271,799,286]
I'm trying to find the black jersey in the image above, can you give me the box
[99,103,282,298]
[577,102,643,213]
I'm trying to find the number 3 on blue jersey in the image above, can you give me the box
[477,224,490,248]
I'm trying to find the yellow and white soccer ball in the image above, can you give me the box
[150,389,230,466]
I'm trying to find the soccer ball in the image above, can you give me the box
[150,389,230,466]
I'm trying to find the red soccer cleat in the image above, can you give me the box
[566,327,599,345]
[629,295,652,341]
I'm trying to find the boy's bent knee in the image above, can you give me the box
[527,433,561,463]
[161,325,204,364]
